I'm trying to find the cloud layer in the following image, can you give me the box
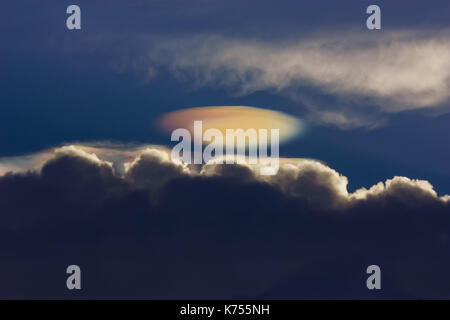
[0,145,449,298]
[106,29,450,128]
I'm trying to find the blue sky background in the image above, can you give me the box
[2,0,450,193]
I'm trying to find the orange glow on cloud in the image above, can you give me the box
[156,106,303,144]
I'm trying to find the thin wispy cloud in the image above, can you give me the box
[102,29,450,128]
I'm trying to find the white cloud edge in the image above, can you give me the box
[1,145,448,209]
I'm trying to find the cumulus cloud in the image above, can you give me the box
[351,176,440,204]
[53,145,114,169]
[1,145,449,209]
[0,143,161,176]
[0,145,450,298]
[124,148,190,191]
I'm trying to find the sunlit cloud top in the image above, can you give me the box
[0,144,448,209]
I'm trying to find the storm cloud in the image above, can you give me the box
[0,145,449,299]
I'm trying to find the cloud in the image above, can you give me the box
[53,145,114,169]
[0,143,162,176]
[0,149,54,176]
[0,145,450,298]
[124,148,190,191]
[152,31,450,108]
[156,105,304,144]
[1,145,449,209]
[102,29,450,128]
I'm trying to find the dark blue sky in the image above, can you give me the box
[1,0,450,193]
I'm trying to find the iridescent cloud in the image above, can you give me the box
[156,105,304,144]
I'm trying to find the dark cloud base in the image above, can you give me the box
[0,150,449,299]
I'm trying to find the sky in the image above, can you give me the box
[1,0,450,299]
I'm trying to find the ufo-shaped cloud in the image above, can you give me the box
[156,106,304,145]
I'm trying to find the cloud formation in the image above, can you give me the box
[106,29,450,128]
[0,145,450,298]
[3,145,448,209]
